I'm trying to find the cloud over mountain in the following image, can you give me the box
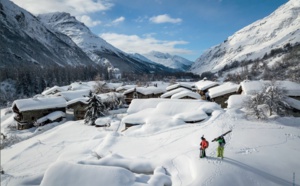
[100,33,191,55]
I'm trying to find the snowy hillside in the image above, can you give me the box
[38,13,174,74]
[191,0,300,74]
[0,0,95,67]
[1,99,300,186]
[143,51,193,71]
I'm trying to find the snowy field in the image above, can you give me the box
[1,100,300,186]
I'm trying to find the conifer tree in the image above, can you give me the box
[84,93,107,125]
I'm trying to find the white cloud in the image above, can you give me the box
[11,0,113,15]
[112,16,125,24]
[100,33,192,55]
[77,15,101,27]
[149,14,182,24]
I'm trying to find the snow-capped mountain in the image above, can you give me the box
[38,13,174,74]
[128,53,157,65]
[0,0,95,67]
[143,51,193,71]
[191,0,300,75]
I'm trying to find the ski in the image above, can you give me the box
[212,130,232,142]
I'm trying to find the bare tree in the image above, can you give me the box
[244,82,290,119]
[264,82,289,116]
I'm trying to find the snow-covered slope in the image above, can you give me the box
[191,0,300,74]
[1,104,299,186]
[38,13,174,73]
[143,51,193,71]
[0,0,95,67]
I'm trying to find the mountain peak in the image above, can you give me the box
[143,51,193,70]
[191,0,300,74]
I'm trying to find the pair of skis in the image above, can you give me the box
[211,130,232,142]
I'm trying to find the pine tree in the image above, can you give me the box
[84,93,107,125]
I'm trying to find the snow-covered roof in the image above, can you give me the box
[240,80,271,95]
[41,86,66,96]
[105,82,123,90]
[285,97,300,110]
[116,85,136,92]
[227,95,251,109]
[66,97,89,107]
[160,87,190,98]
[55,89,90,101]
[208,82,239,99]
[166,82,193,91]
[240,80,300,96]
[122,99,222,130]
[12,97,66,112]
[278,81,300,97]
[97,92,123,102]
[123,86,166,95]
[193,80,219,91]
[36,111,66,124]
[127,98,169,114]
[69,81,94,91]
[171,90,201,99]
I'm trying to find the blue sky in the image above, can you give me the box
[12,0,288,61]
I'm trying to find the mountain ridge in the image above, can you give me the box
[38,12,176,74]
[190,0,300,75]
[143,51,193,71]
[0,0,95,67]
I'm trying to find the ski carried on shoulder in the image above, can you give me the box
[212,130,232,142]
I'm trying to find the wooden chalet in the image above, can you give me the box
[208,82,239,108]
[67,97,89,120]
[12,97,66,130]
[193,79,219,100]
[123,86,166,105]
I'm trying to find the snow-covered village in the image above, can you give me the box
[1,0,300,186]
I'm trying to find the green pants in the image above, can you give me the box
[217,146,224,158]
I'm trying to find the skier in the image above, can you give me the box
[212,130,231,159]
[200,136,209,158]
[213,136,226,159]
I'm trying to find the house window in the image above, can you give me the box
[133,92,138,99]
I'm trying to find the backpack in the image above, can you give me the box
[205,140,209,148]
[202,140,209,148]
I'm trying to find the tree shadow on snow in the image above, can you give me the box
[223,158,298,186]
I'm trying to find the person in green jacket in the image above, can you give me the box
[214,136,226,159]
